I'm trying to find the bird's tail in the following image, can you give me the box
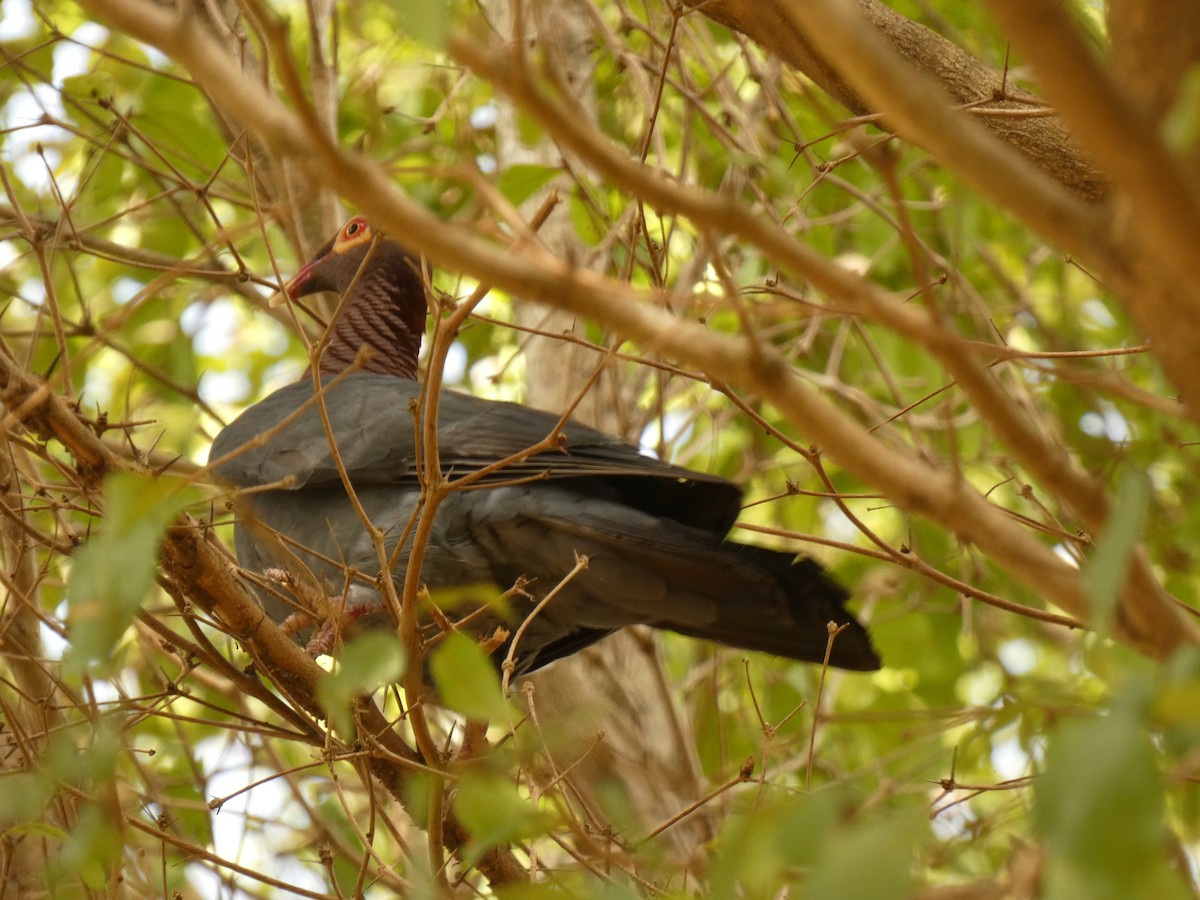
[653,542,880,670]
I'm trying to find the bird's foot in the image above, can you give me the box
[304,618,342,658]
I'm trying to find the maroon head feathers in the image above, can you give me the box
[287,217,428,379]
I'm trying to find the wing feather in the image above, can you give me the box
[211,374,742,533]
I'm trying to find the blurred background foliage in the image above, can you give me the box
[2,0,1200,896]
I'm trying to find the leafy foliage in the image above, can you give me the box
[1,0,1199,896]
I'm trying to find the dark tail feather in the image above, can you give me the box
[658,545,881,671]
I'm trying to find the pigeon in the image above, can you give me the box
[209,217,880,675]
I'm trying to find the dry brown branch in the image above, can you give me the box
[0,347,538,887]
[978,0,1200,420]
[13,2,1200,892]
[766,1,1200,424]
[765,2,1110,282]
[679,0,1107,200]
[68,0,1200,659]
[449,38,1192,653]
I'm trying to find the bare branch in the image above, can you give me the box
[679,0,1107,199]
[70,0,1200,657]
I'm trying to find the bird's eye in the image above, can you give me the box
[345,221,360,236]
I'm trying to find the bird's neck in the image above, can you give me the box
[318,275,426,379]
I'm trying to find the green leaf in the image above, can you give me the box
[61,72,116,106]
[6,822,70,841]
[709,794,832,898]
[568,193,603,246]
[1164,64,1200,153]
[5,772,55,824]
[496,880,640,900]
[66,472,199,675]
[708,790,920,900]
[1035,696,1187,900]
[426,582,508,618]
[81,151,128,208]
[516,109,544,146]
[1082,467,1151,633]
[806,810,919,900]
[395,0,451,48]
[135,76,225,181]
[453,770,556,866]
[53,802,122,889]
[316,632,406,736]
[1153,647,1200,731]
[496,164,561,208]
[429,631,510,723]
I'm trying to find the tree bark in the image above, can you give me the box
[681,0,1107,200]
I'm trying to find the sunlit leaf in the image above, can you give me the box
[429,631,510,723]
[1164,64,1200,153]
[1035,691,1188,899]
[316,631,406,736]
[395,0,451,48]
[806,810,920,900]
[65,472,199,675]
[54,803,122,889]
[568,192,603,246]
[709,793,836,897]
[496,163,561,208]
[1082,467,1151,633]
[61,72,115,106]
[453,770,556,866]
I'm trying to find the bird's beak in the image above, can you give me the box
[271,258,322,307]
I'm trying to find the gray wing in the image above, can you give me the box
[209,374,743,533]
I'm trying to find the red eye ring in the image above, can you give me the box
[337,217,371,248]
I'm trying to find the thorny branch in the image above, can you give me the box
[66,0,1200,659]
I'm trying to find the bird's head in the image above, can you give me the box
[284,216,430,379]
[285,216,420,299]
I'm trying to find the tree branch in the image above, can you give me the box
[679,0,1108,200]
[981,0,1200,419]
[70,0,1200,659]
